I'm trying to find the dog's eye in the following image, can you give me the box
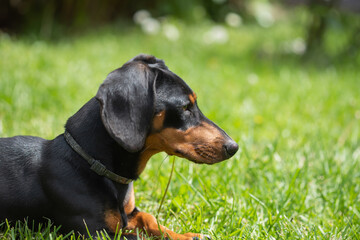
[182,103,191,111]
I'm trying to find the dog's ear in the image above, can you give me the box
[130,54,169,70]
[96,60,157,152]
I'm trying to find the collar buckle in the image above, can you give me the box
[90,160,107,176]
[64,130,134,185]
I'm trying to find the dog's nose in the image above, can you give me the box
[224,140,239,158]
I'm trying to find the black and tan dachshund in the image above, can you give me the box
[0,54,238,240]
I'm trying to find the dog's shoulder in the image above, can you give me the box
[0,135,46,165]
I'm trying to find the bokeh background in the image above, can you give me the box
[1,0,360,58]
[0,0,360,239]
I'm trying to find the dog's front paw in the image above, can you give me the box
[192,234,211,240]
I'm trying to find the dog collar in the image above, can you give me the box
[64,130,134,185]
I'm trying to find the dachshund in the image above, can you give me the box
[0,54,238,239]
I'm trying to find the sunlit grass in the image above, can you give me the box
[0,16,359,239]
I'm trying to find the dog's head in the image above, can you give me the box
[96,54,238,168]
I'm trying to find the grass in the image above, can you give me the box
[1,12,360,239]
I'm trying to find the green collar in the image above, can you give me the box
[64,130,134,185]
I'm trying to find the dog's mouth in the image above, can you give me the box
[173,150,205,164]
[146,123,238,165]
[173,145,227,165]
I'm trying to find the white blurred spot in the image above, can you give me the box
[283,38,306,55]
[133,10,151,25]
[274,152,282,162]
[203,25,229,45]
[353,148,360,160]
[253,3,274,28]
[163,23,180,41]
[291,38,306,55]
[225,12,242,28]
[140,18,160,35]
[133,10,160,35]
[247,73,259,85]
[298,154,306,168]
[241,98,255,114]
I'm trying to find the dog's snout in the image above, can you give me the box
[224,140,238,158]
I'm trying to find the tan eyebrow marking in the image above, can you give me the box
[189,92,197,104]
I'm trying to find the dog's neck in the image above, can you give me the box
[65,97,144,180]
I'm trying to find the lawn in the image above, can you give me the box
[0,14,359,239]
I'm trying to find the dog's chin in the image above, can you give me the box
[173,150,226,165]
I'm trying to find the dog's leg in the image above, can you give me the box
[122,184,209,240]
[125,211,209,240]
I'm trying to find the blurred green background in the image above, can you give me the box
[0,0,360,239]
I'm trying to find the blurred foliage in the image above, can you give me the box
[0,0,238,33]
[0,0,359,60]
[298,0,360,58]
